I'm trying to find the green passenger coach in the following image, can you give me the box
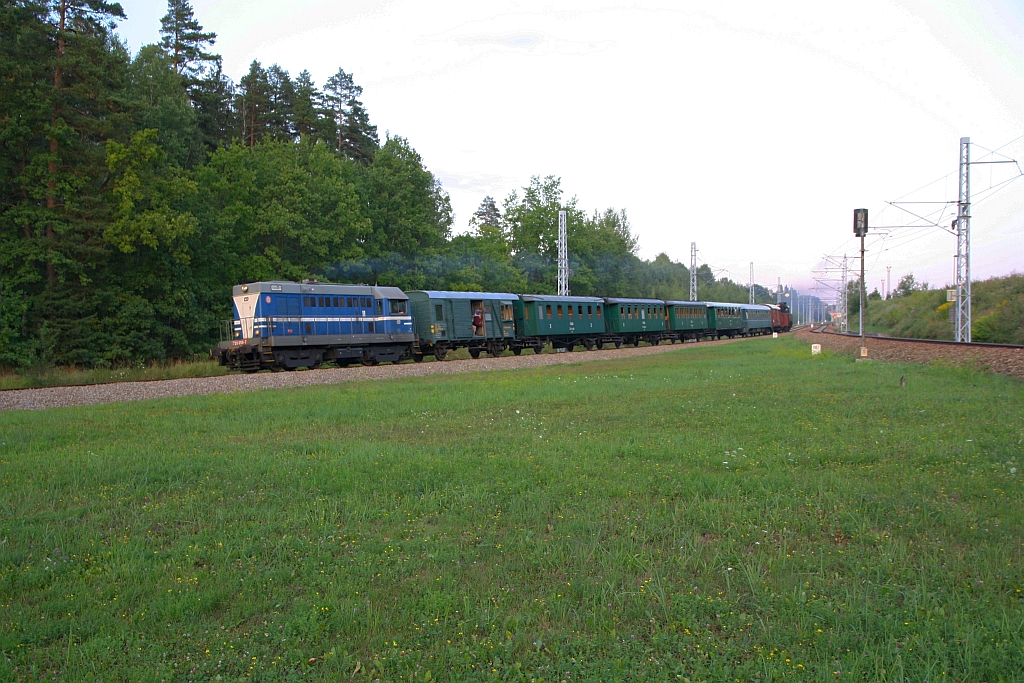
[665,301,710,341]
[514,295,606,352]
[706,302,744,339]
[603,298,668,346]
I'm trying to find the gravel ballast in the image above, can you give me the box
[796,329,1024,379]
[0,335,770,412]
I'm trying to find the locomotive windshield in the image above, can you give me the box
[390,299,408,315]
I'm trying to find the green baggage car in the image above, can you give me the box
[665,301,710,342]
[602,298,668,346]
[514,295,606,352]
[407,290,518,360]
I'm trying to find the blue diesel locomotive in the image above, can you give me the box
[212,280,787,372]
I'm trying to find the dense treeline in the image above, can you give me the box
[0,0,768,368]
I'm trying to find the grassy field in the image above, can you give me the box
[1,337,1022,681]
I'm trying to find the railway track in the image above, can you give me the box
[796,325,1024,379]
[0,333,774,412]
[822,329,1024,350]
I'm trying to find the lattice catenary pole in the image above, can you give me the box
[689,242,698,301]
[749,262,754,304]
[840,255,848,333]
[557,210,569,296]
[955,137,971,342]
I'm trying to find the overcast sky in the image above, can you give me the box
[115,0,1024,297]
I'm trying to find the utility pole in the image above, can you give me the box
[854,209,869,355]
[748,262,754,304]
[689,242,698,301]
[954,137,971,342]
[886,265,891,300]
[557,210,569,296]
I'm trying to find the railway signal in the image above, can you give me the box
[853,209,868,356]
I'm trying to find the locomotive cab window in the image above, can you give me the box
[390,299,407,315]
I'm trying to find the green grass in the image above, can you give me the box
[0,360,230,391]
[0,343,601,390]
[1,337,1022,681]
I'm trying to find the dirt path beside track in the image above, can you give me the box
[1,335,773,412]
[796,328,1024,379]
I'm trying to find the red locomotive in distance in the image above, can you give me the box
[768,302,792,332]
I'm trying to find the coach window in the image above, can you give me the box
[568,305,573,319]
[390,299,407,315]
[596,305,602,318]
[435,304,444,320]
[525,305,530,321]
[587,305,592,318]
[557,305,563,319]
[546,304,553,318]
[578,305,583,317]
[502,304,513,321]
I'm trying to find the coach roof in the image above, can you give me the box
[409,290,519,299]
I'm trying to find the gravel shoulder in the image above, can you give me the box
[0,336,769,412]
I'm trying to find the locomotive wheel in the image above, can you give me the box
[270,366,284,372]
[412,353,424,363]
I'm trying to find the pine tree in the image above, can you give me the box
[323,67,378,162]
[189,56,233,151]
[265,64,295,141]
[291,70,324,141]
[235,60,271,148]
[158,0,217,79]
[470,196,502,233]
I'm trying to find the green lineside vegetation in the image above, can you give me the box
[1,337,1022,680]
[861,274,1024,344]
